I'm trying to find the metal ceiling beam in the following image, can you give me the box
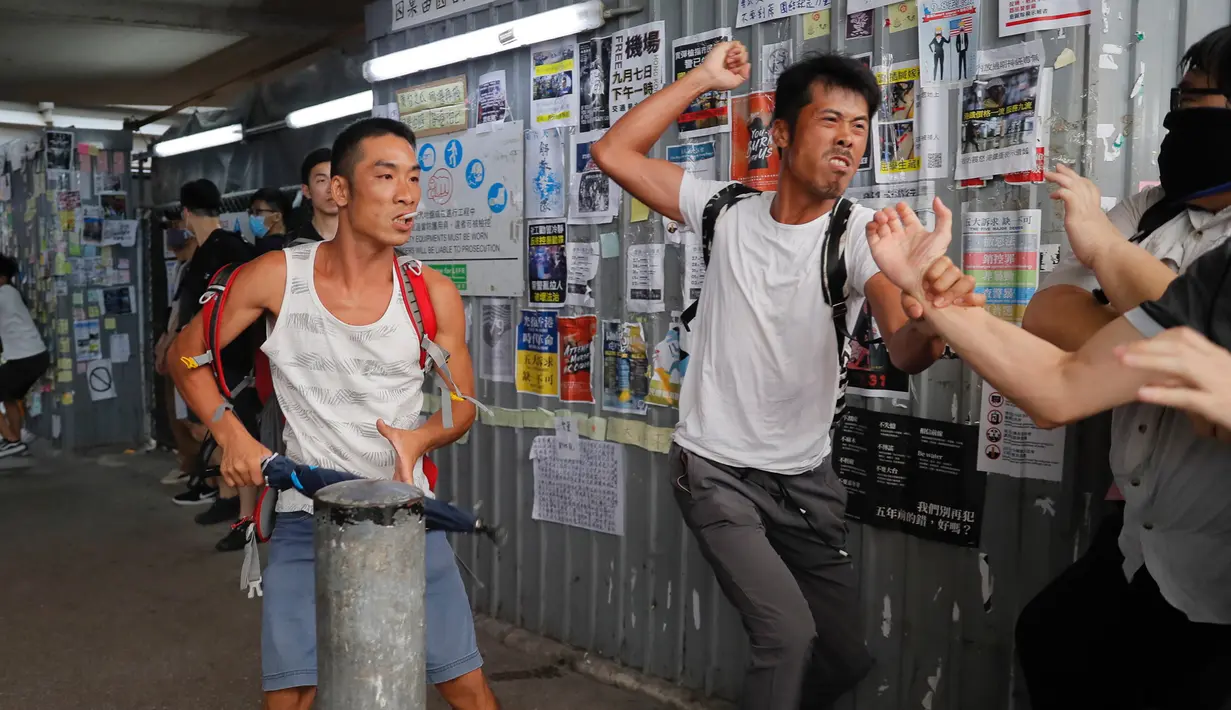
[0,0,350,36]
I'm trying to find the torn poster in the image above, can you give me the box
[609,21,666,126]
[516,309,560,397]
[530,436,625,536]
[977,381,1065,481]
[663,142,718,242]
[760,40,794,92]
[477,70,510,125]
[673,28,732,137]
[525,128,567,219]
[836,407,984,547]
[647,316,683,408]
[626,243,665,314]
[731,92,779,191]
[579,36,613,132]
[559,315,598,404]
[874,61,922,183]
[396,75,467,138]
[479,299,516,383]
[847,302,910,398]
[955,39,1044,180]
[919,0,980,88]
[602,320,648,415]
[531,39,581,130]
[736,0,830,28]
[999,0,1093,36]
[569,129,621,224]
[918,85,951,179]
[962,207,1041,325]
[565,240,599,308]
[1004,66,1053,185]
[528,220,567,307]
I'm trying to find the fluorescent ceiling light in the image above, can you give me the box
[286,90,374,129]
[153,123,244,158]
[363,0,606,83]
[0,109,42,127]
[0,109,172,135]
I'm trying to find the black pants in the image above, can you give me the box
[1016,505,1231,710]
[670,445,873,710]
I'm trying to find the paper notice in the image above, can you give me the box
[673,28,733,137]
[530,436,626,536]
[609,22,666,125]
[999,0,1093,36]
[530,39,581,130]
[525,128,567,219]
[873,61,922,183]
[919,0,980,88]
[962,207,1042,325]
[554,415,582,460]
[109,333,131,363]
[955,40,1045,180]
[977,381,1065,481]
[516,310,560,397]
[479,299,516,383]
[565,241,599,307]
[477,70,510,126]
[626,243,665,313]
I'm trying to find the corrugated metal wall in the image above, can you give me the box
[361,1,1218,707]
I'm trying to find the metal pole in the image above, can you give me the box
[314,479,427,710]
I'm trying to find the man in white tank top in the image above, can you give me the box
[170,119,497,710]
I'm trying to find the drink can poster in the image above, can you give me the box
[672,28,732,138]
[730,92,779,191]
[602,320,648,415]
[646,316,683,408]
[516,310,559,397]
[527,220,566,307]
[559,315,598,403]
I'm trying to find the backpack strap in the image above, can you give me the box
[680,182,762,330]
[821,198,856,425]
[179,263,253,420]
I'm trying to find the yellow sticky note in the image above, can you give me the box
[59,338,70,351]
[57,358,72,370]
[57,370,72,383]
[57,320,68,335]
[630,198,650,223]
[521,408,555,430]
[803,9,831,40]
[100,246,113,263]
[585,416,608,441]
[646,426,673,454]
[889,1,918,33]
[72,293,83,306]
[88,307,100,318]
[61,392,74,405]
[500,408,525,428]
[89,145,99,157]
[610,418,647,446]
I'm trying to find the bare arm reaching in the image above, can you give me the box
[376,267,476,483]
[168,250,287,487]
[1021,284,1119,351]
[591,41,750,223]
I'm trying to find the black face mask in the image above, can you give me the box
[1158,107,1231,201]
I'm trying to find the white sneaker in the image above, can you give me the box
[161,468,190,485]
[20,429,33,444]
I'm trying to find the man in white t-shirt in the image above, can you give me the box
[591,43,980,709]
[0,254,48,458]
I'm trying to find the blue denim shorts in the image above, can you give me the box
[260,512,482,691]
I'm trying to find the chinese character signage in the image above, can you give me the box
[999,0,1092,36]
[736,0,831,28]
[672,28,731,137]
[391,0,495,32]
[609,21,666,126]
[396,75,468,138]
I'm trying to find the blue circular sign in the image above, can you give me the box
[444,139,464,169]
[465,159,485,189]
[418,144,436,171]
[487,182,508,213]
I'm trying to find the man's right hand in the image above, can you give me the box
[1044,164,1118,268]
[218,428,272,488]
[694,41,751,92]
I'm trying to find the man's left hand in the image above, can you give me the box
[377,419,428,484]
[899,256,986,320]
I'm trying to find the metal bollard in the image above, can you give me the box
[314,479,426,710]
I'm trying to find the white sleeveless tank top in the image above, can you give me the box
[263,242,431,513]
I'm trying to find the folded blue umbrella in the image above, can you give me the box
[248,455,504,545]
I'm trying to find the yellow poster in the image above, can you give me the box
[873,61,922,180]
[515,310,560,397]
[803,10,832,40]
[889,1,918,33]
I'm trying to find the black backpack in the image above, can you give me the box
[679,183,857,422]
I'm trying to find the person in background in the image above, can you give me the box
[1013,25,1231,709]
[249,188,292,254]
[154,213,201,485]
[0,254,48,458]
[285,148,338,245]
[171,178,262,553]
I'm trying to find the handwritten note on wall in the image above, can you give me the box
[530,436,626,536]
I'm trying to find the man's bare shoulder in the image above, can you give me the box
[236,249,288,312]
[418,264,465,323]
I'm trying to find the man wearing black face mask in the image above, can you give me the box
[1014,25,1231,710]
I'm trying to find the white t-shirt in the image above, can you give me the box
[0,284,46,361]
[673,174,880,474]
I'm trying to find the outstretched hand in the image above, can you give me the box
[866,197,956,301]
[377,419,426,484]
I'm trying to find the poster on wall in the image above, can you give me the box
[999,0,1092,36]
[609,21,666,126]
[962,207,1041,325]
[672,28,732,137]
[569,129,621,224]
[559,315,598,404]
[918,0,979,88]
[849,0,897,10]
[397,75,468,138]
[836,407,985,547]
[602,320,648,415]
[760,40,794,92]
[647,316,683,407]
[527,220,567,307]
[977,381,1065,480]
[873,61,921,183]
[1004,67,1053,185]
[847,9,877,38]
[737,0,830,28]
[525,128,566,219]
[565,240,599,308]
[530,436,625,536]
[578,36,613,132]
[516,309,559,397]
[403,121,525,297]
[846,302,910,398]
[917,86,951,179]
[73,318,101,362]
[531,39,580,130]
[46,131,73,171]
[390,0,494,31]
[955,39,1043,181]
[663,142,718,241]
[731,92,778,191]
[477,70,510,125]
[479,299,516,383]
[626,243,665,313]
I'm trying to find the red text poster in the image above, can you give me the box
[730,92,779,191]
[558,315,597,403]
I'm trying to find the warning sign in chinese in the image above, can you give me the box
[396,75,468,138]
[609,21,666,126]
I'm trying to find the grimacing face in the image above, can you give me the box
[773,83,870,200]
[330,133,421,248]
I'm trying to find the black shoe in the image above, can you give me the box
[173,481,218,507]
[215,520,251,552]
[0,440,29,459]
[194,496,240,525]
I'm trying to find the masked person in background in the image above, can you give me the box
[249,188,291,254]
[155,214,201,485]
[1011,25,1231,710]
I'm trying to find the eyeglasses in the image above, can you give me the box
[1170,86,1229,111]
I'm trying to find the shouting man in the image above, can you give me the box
[591,44,978,709]
[170,119,497,710]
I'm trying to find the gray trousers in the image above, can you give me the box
[670,444,873,710]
